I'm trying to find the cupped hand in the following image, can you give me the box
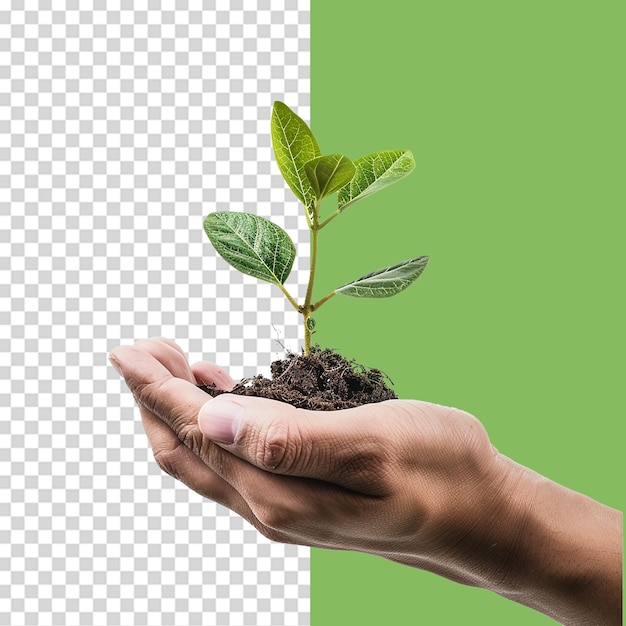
[108,337,518,588]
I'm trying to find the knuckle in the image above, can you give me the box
[128,373,167,413]
[445,408,491,457]
[133,374,199,441]
[152,442,185,480]
[256,419,297,472]
[254,502,294,532]
[177,421,204,456]
[123,370,149,400]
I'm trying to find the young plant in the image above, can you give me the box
[204,101,429,356]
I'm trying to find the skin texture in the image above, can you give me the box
[109,338,622,625]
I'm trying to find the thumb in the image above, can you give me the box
[197,393,396,491]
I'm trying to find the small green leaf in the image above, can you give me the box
[306,317,316,332]
[304,154,356,201]
[204,212,296,286]
[337,150,415,211]
[335,256,429,298]
[271,101,321,210]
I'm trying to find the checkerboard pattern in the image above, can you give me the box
[1,2,311,625]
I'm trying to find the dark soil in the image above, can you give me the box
[199,345,397,410]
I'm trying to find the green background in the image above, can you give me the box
[310,1,624,624]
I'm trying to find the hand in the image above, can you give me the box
[108,338,505,560]
[109,338,622,626]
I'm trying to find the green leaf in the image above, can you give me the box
[304,154,356,201]
[337,150,415,211]
[204,212,296,286]
[271,101,321,210]
[335,256,429,298]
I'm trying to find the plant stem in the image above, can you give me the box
[304,311,312,355]
[302,289,336,355]
[304,227,319,309]
[302,202,321,356]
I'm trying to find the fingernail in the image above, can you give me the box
[108,352,122,375]
[213,370,235,392]
[198,398,243,444]
[203,371,234,392]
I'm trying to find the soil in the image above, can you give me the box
[199,345,397,410]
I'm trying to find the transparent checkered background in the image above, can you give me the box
[0,2,311,625]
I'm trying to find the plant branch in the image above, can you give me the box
[311,290,336,311]
[318,209,341,230]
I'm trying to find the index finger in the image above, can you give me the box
[110,343,211,435]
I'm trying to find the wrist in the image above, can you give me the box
[425,452,539,593]
[460,453,622,625]
[499,462,622,625]
[393,449,621,626]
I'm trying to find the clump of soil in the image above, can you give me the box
[199,346,397,410]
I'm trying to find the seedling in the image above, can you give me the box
[204,102,429,356]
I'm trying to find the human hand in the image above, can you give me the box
[109,338,622,626]
[108,338,504,561]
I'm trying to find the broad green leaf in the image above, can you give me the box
[271,101,321,210]
[304,154,356,201]
[337,150,415,211]
[335,256,429,298]
[204,211,296,286]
